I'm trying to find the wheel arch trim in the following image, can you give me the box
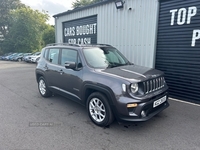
[82,83,116,106]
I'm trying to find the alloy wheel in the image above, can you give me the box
[39,79,46,95]
[89,98,106,123]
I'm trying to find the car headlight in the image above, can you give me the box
[130,83,138,93]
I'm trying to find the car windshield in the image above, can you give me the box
[12,53,18,56]
[33,52,40,56]
[24,53,31,56]
[83,47,130,68]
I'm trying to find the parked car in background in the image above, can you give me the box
[23,55,31,62]
[12,53,24,61]
[2,53,10,60]
[25,52,41,63]
[22,53,32,61]
[9,53,19,61]
[31,52,41,63]
[1,53,12,60]
[0,53,7,60]
[4,53,16,61]
[0,54,4,60]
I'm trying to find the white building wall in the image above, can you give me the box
[54,0,159,68]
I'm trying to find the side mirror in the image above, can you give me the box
[65,61,76,69]
[129,62,134,65]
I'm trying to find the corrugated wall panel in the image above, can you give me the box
[156,0,200,103]
[55,0,158,68]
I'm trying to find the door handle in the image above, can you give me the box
[44,64,48,70]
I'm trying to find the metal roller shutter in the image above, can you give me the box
[156,0,200,103]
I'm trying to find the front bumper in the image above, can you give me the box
[112,92,169,122]
[31,57,39,63]
[31,58,36,62]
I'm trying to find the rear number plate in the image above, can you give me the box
[153,96,167,108]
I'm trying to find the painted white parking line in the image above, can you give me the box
[169,98,200,107]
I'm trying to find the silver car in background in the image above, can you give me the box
[24,52,40,63]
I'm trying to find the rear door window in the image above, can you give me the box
[48,48,59,65]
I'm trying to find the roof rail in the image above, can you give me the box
[46,43,80,47]
[46,43,112,47]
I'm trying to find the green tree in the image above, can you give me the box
[72,0,103,8]
[0,0,24,39]
[2,6,49,53]
[42,25,55,46]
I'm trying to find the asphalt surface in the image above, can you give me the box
[0,61,200,150]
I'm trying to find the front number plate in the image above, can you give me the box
[153,96,167,108]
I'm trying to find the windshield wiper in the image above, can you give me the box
[107,63,127,68]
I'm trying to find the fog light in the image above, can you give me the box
[141,110,146,117]
[127,103,138,108]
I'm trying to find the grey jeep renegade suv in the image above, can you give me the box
[35,43,169,127]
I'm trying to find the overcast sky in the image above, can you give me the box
[20,0,76,25]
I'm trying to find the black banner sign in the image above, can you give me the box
[63,15,97,44]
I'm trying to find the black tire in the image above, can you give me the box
[38,77,52,97]
[87,92,114,127]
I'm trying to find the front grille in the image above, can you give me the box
[143,77,165,94]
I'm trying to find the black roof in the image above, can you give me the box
[53,0,114,18]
